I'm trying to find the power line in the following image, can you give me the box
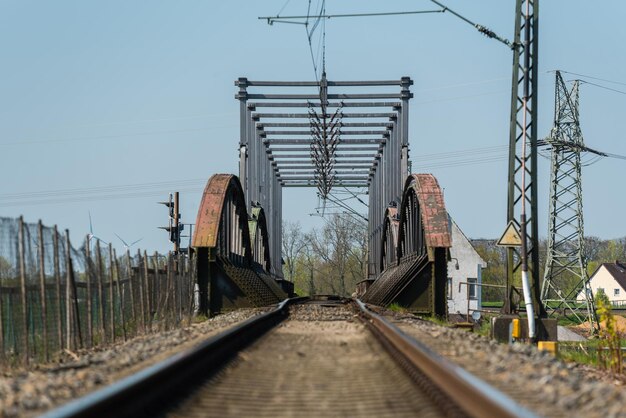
[538,139,626,161]
[557,70,626,87]
[0,127,226,147]
[415,76,510,93]
[579,80,626,97]
[0,179,206,201]
[0,187,203,207]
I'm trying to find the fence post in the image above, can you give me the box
[175,253,181,323]
[188,253,196,325]
[65,229,72,351]
[85,235,93,348]
[95,240,105,344]
[114,249,127,341]
[143,251,151,331]
[53,226,63,351]
[37,220,49,362]
[165,252,175,330]
[18,216,29,366]
[108,244,115,342]
[137,249,146,332]
[126,250,136,335]
[0,243,4,362]
[152,252,161,328]
[66,231,82,349]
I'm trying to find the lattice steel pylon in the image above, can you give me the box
[505,0,546,318]
[541,71,597,332]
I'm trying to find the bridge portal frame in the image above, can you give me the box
[235,76,413,279]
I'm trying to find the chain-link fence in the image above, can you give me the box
[0,216,196,368]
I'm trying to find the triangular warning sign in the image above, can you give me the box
[497,221,522,247]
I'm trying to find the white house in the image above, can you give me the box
[577,261,626,305]
[447,217,487,316]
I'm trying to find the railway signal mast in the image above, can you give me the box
[159,192,183,254]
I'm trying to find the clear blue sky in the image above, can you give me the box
[1,0,625,254]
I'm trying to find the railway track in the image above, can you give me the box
[42,298,538,418]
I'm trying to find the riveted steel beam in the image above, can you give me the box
[253,112,398,119]
[249,102,402,108]
[257,122,394,128]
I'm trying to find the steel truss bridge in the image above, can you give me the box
[190,75,452,316]
[186,1,548,322]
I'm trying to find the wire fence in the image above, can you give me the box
[0,216,197,368]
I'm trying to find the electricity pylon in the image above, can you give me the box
[541,70,597,332]
[505,0,546,321]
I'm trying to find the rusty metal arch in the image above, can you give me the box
[249,206,271,273]
[192,174,252,264]
[397,174,451,261]
[379,206,399,272]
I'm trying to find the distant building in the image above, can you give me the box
[447,217,487,316]
[577,261,626,306]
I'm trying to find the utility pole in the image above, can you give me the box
[505,0,546,332]
[541,71,598,332]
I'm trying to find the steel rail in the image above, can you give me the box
[41,297,538,418]
[41,298,307,418]
[355,300,539,418]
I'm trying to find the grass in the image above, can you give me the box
[559,342,600,367]
[422,314,450,327]
[556,314,587,327]
[559,339,626,369]
[476,315,493,337]
[481,301,504,308]
[193,313,209,323]
[387,303,407,313]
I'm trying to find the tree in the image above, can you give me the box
[0,256,14,282]
[281,221,305,283]
[473,240,507,302]
[595,287,610,307]
[309,214,366,297]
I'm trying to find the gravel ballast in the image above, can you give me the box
[0,308,268,417]
[2,301,625,418]
[380,310,626,418]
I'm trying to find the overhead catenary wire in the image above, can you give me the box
[304,0,326,81]
[262,1,511,48]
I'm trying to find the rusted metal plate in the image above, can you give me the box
[408,174,451,249]
[192,174,235,248]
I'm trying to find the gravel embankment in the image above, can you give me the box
[172,301,438,418]
[378,310,626,418]
[0,308,269,418]
[3,301,625,418]
[289,303,626,417]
